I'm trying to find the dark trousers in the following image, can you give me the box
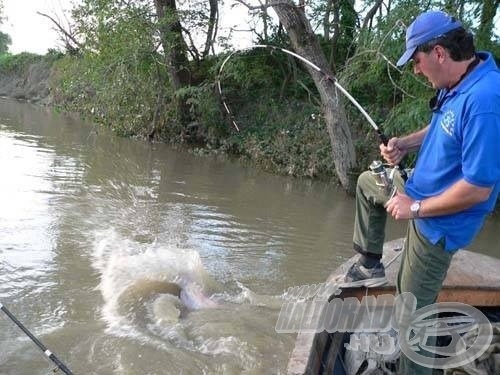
[353,170,454,374]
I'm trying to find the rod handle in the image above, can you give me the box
[377,130,389,146]
[377,130,408,182]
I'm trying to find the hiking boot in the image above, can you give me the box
[343,261,387,288]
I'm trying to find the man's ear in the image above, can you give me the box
[433,45,448,63]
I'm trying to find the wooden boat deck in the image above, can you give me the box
[287,238,500,374]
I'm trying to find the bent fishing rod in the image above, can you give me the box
[217,44,408,181]
[0,302,73,375]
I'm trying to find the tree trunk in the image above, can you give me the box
[154,0,191,90]
[154,0,193,129]
[323,0,334,40]
[270,0,357,191]
[202,0,218,57]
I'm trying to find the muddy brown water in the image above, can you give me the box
[0,98,498,374]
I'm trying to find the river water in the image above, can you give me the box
[0,98,498,374]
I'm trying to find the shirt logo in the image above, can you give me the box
[440,109,455,136]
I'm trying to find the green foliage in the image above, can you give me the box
[211,43,334,177]
[54,0,167,137]
[217,46,319,128]
[53,50,165,137]
[56,0,228,143]
[310,0,359,69]
[0,52,44,73]
[223,99,334,178]
[47,0,500,181]
[0,31,11,55]
[337,1,442,167]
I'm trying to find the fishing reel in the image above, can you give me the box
[369,160,397,197]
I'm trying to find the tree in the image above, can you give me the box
[176,0,219,59]
[0,31,11,54]
[476,0,499,50]
[270,0,357,191]
[37,11,82,54]
[0,0,11,54]
[154,0,191,89]
[51,0,500,189]
[233,0,276,43]
[202,0,218,57]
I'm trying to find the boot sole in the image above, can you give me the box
[340,277,388,288]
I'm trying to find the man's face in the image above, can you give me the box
[411,46,445,89]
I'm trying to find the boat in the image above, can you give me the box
[286,238,500,374]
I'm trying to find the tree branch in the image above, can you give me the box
[37,11,82,53]
[361,0,384,31]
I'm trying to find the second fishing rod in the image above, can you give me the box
[0,302,73,375]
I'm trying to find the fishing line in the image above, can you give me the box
[0,302,73,375]
[217,44,407,180]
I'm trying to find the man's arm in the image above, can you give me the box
[385,179,493,220]
[418,179,492,217]
[399,126,429,153]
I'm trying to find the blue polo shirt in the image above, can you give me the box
[405,51,500,251]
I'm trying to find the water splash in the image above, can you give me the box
[92,230,218,337]
[90,229,291,371]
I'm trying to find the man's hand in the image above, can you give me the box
[385,191,414,220]
[380,137,407,166]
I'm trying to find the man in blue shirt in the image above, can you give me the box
[344,10,500,373]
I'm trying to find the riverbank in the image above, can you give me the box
[0,52,59,106]
[1,52,498,218]
[0,52,348,184]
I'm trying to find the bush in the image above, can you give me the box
[0,52,43,74]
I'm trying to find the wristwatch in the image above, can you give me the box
[410,200,422,218]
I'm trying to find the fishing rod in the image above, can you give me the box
[0,302,73,375]
[217,44,408,181]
